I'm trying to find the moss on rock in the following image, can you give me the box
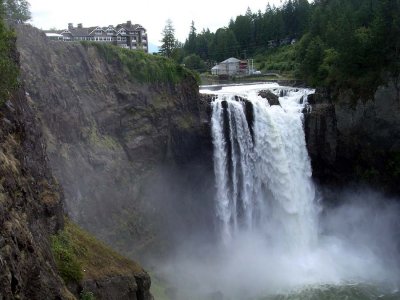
[51,218,145,284]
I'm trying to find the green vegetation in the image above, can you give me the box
[51,218,144,284]
[171,0,310,71]
[177,0,399,96]
[79,290,95,300]
[84,122,120,150]
[3,0,31,23]
[83,42,196,84]
[159,19,177,58]
[183,54,206,73]
[255,45,297,76]
[51,225,83,283]
[296,0,400,94]
[0,2,19,106]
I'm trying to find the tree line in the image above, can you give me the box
[297,0,399,93]
[160,1,311,70]
[160,0,400,93]
[0,0,30,105]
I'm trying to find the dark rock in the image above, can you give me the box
[304,92,337,181]
[16,24,215,262]
[258,90,280,106]
[304,78,400,195]
[0,88,67,299]
[81,274,153,300]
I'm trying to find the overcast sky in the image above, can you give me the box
[28,0,283,48]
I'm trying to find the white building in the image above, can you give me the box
[45,21,148,52]
[45,33,63,41]
[211,57,248,76]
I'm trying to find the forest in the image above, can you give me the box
[166,0,399,93]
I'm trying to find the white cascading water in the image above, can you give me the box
[163,83,399,299]
[206,83,317,252]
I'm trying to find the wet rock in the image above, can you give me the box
[80,273,153,300]
[304,78,400,195]
[0,88,67,299]
[258,90,280,106]
[303,92,337,181]
[16,24,215,264]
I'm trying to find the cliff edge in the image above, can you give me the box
[304,79,400,196]
[16,24,214,261]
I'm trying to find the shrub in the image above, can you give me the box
[0,5,19,106]
[51,230,83,283]
[80,290,95,300]
[81,42,198,84]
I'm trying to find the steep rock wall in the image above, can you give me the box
[16,25,214,258]
[304,78,400,195]
[0,88,70,299]
[0,27,154,300]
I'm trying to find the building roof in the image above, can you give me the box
[70,28,92,36]
[116,22,145,31]
[221,57,241,64]
[45,33,63,37]
[60,22,147,38]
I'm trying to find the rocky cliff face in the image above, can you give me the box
[304,78,400,195]
[16,25,215,259]
[0,88,70,299]
[304,91,337,183]
[0,25,155,300]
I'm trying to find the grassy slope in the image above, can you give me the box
[84,42,199,85]
[51,218,145,284]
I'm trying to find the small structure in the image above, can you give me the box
[211,57,249,76]
[211,64,222,75]
[45,21,148,52]
[45,33,63,41]
[279,37,291,46]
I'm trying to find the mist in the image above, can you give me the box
[152,188,400,300]
[147,84,400,299]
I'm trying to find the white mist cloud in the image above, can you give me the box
[156,188,400,300]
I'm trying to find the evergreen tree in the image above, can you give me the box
[4,0,31,23]
[184,21,197,54]
[0,0,19,104]
[171,40,185,63]
[159,19,176,58]
[210,28,239,61]
[194,28,213,60]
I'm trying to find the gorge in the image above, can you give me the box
[1,22,399,299]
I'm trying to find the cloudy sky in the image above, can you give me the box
[28,0,283,49]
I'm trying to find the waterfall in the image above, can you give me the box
[207,83,317,251]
